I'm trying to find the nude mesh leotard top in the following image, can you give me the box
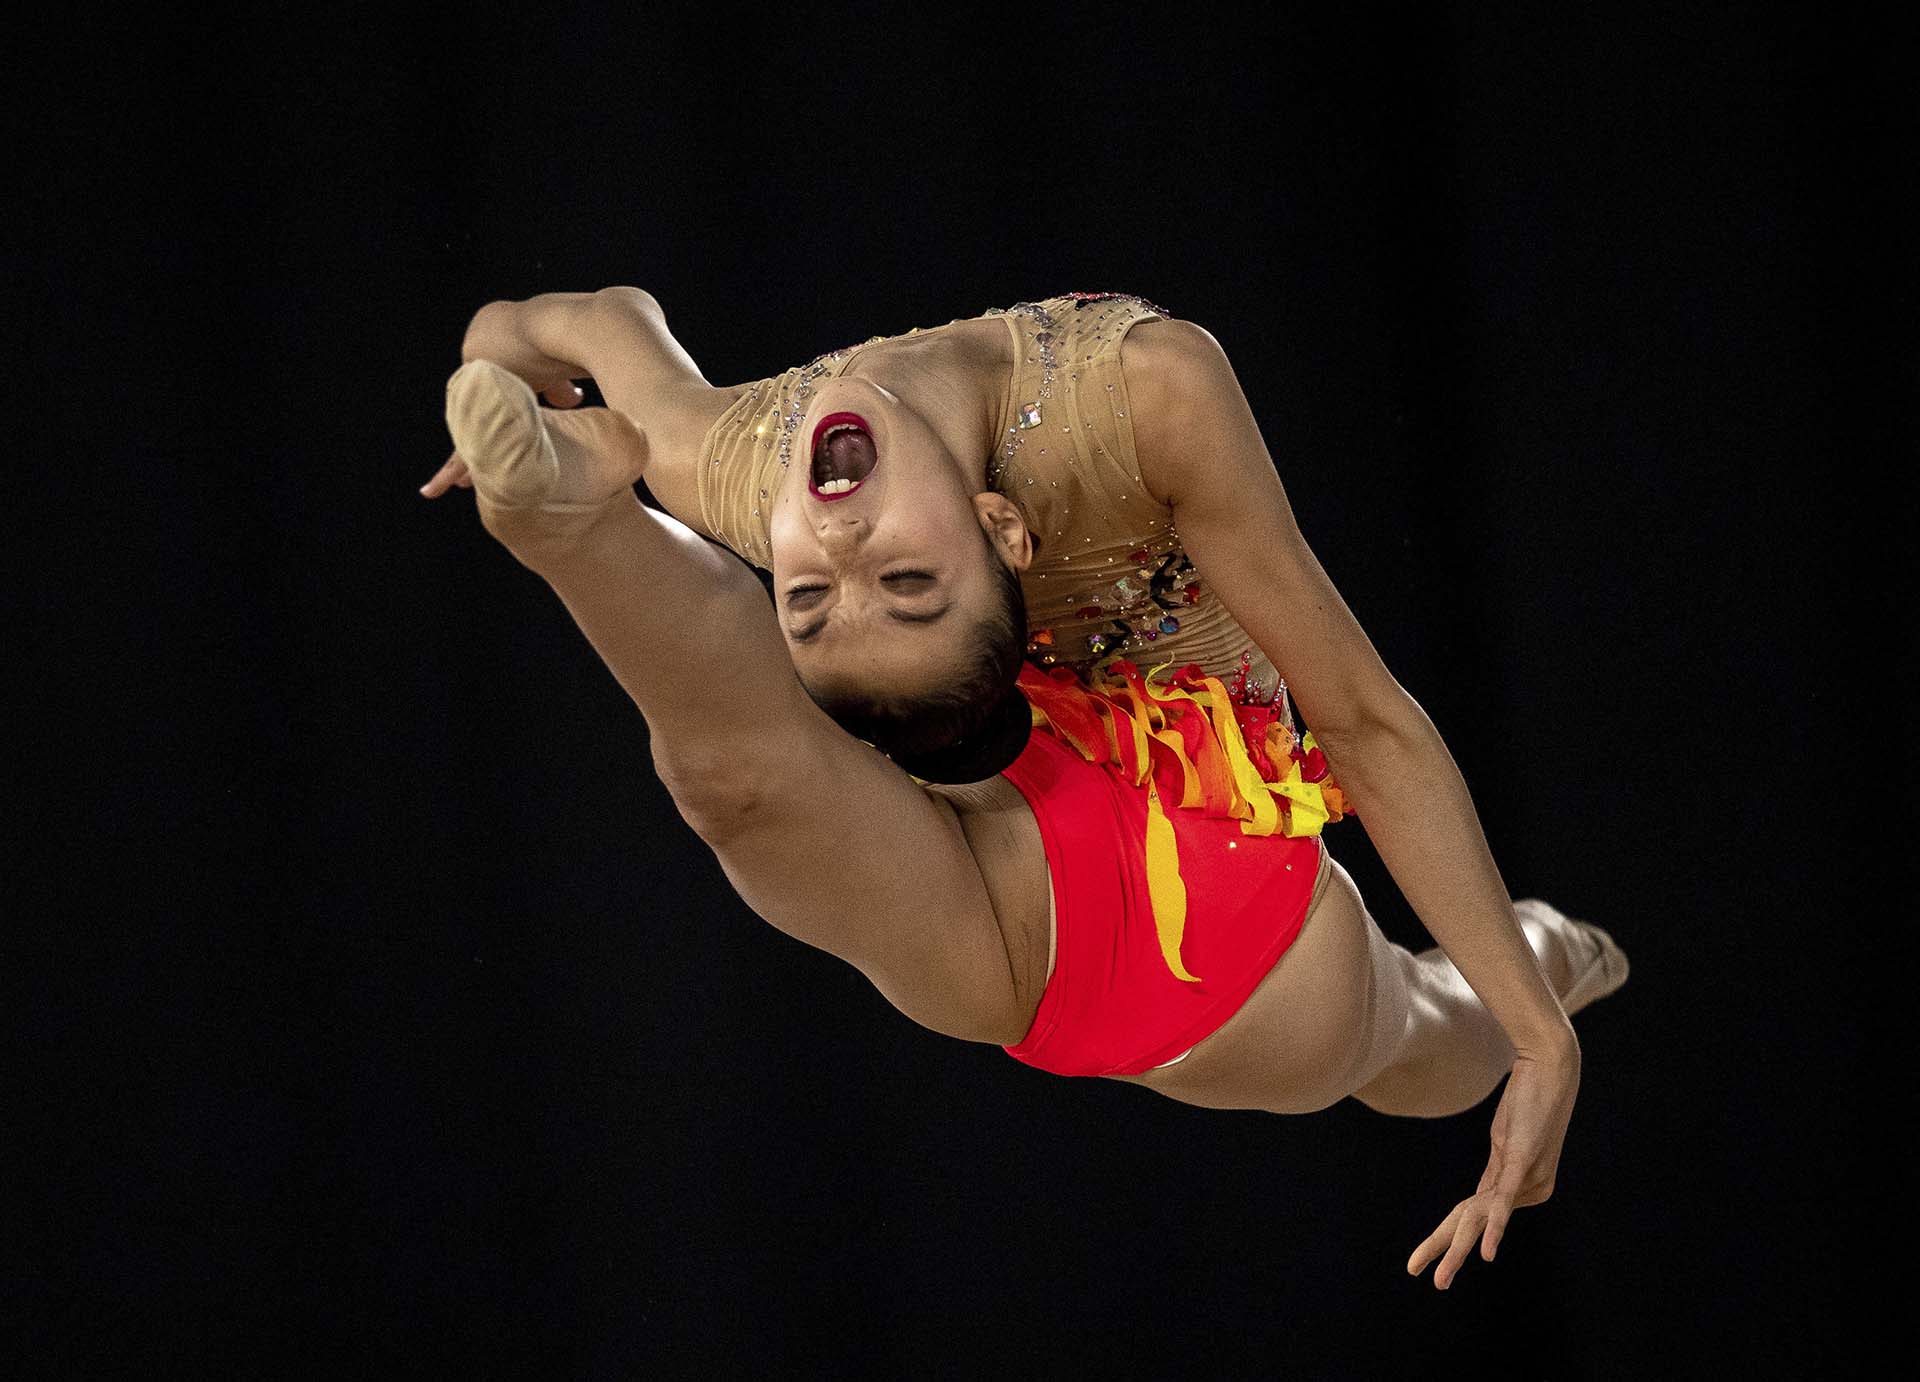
[695,292,1293,724]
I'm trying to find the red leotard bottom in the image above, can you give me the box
[998,725,1326,1078]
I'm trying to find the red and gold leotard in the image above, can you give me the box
[696,292,1353,1076]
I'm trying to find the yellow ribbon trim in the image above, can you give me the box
[1143,779,1199,982]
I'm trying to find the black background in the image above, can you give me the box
[10,5,1899,1374]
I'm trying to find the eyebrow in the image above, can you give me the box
[789,603,954,643]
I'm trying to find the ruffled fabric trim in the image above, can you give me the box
[1015,657,1354,984]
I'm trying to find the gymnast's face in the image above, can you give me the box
[769,375,1031,701]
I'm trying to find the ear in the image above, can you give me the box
[973,492,1034,571]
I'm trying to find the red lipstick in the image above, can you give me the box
[808,411,876,502]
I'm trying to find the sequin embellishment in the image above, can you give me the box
[1043,545,1203,668]
[1066,290,1174,314]
[774,354,848,474]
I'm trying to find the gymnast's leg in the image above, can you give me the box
[1348,898,1622,1119]
[436,359,1029,1044]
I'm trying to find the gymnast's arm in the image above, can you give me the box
[1120,320,1578,1061]
[458,288,711,412]
[434,287,717,525]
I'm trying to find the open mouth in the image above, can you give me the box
[808,411,878,500]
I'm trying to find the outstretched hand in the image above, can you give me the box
[1408,1042,1581,1289]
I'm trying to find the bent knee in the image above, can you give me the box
[653,748,769,841]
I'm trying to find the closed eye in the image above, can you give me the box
[785,569,937,601]
[785,570,948,642]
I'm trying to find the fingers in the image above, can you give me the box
[419,453,472,497]
[1408,1195,1513,1289]
[1407,1203,1461,1284]
[1482,1202,1511,1261]
[1433,1206,1481,1289]
[540,381,586,409]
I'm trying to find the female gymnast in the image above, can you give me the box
[421,288,1629,1290]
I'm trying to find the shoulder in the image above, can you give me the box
[1117,315,1225,404]
[1117,317,1242,508]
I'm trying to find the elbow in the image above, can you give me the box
[1309,682,1430,755]
[594,285,665,319]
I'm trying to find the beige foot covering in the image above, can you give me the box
[444,359,564,508]
[1515,898,1631,1016]
[1561,919,1630,1014]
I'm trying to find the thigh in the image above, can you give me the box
[1106,849,1383,1113]
[677,707,1031,1048]
[1341,904,1415,1099]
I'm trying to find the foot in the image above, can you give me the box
[445,359,562,507]
[1514,898,1629,1017]
[443,359,647,510]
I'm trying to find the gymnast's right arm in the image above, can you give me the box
[423,288,720,527]
[458,287,711,424]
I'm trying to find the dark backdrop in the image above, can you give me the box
[11,6,1897,1374]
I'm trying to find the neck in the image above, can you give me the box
[842,329,1003,493]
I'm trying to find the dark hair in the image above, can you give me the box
[804,524,1031,782]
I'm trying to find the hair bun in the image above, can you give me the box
[892,684,1034,784]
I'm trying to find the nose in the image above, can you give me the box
[816,514,867,555]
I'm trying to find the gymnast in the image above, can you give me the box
[421,288,1629,1290]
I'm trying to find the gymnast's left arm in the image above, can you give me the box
[1122,319,1581,1285]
